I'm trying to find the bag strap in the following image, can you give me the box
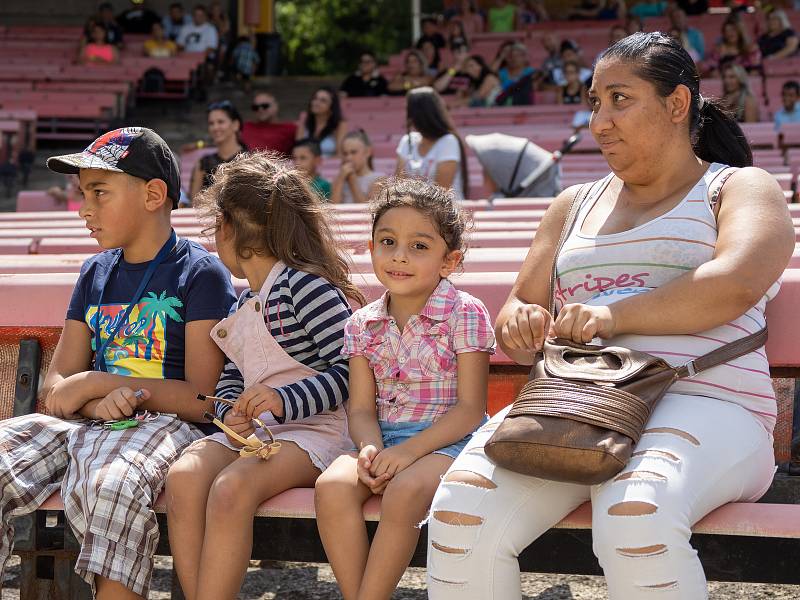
[547,181,596,316]
[675,326,767,378]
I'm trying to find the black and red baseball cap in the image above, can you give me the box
[47,127,181,209]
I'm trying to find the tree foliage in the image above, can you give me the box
[276,0,439,75]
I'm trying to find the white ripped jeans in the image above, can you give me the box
[426,393,776,599]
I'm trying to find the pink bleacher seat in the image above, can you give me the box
[780,122,800,147]
[15,191,64,212]
[740,122,779,149]
[0,239,34,254]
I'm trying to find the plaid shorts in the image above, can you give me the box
[0,413,202,596]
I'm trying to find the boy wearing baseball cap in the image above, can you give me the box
[0,127,236,599]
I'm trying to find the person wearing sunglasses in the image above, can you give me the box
[340,52,388,97]
[239,91,297,156]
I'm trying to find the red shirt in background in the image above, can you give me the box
[240,121,297,155]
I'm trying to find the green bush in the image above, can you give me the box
[276,0,440,75]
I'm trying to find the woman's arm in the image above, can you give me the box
[495,186,579,363]
[769,34,799,60]
[568,168,794,340]
[476,74,500,101]
[346,356,384,450]
[189,162,204,203]
[387,74,408,93]
[433,160,458,189]
[294,112,306,140]
[330,169,346,204]
[744,94,760,122]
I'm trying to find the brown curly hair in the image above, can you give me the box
[370,177,470,267]
[197,151,365,305]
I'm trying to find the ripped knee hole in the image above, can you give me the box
[616,544,667,558]
[433,510,483,526]
[443,470,496,489]
[642,428,700,446]
[607,501,658,516]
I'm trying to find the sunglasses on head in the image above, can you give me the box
[252,102,272,110]
[207,100,234,111]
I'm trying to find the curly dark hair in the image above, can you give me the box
[370,177,470,267]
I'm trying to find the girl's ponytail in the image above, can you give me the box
[694,98,752,168]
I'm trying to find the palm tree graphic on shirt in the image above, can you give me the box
[138,291,183,360]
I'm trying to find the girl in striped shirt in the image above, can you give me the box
[165,152,364,600]
[315,179,495,600]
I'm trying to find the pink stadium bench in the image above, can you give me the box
[1,268,798,596]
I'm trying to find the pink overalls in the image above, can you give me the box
[205,261,351,471]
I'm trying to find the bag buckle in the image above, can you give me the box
[683,360,698,378]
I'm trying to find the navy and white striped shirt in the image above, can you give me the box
[214,266,352,423]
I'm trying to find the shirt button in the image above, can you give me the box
[216,328,227,338]
[254,301,261,312]
[398,383,408,390]
[398,355,406,364]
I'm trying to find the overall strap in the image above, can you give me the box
[547,182,596,316]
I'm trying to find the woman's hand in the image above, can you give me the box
[499,303,553,352]
[223,409,256,447]
[553,304,615,343]
[234,383,284,419]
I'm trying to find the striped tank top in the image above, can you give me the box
[554,163,780,433]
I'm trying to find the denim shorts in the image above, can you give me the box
[379,417,488,460]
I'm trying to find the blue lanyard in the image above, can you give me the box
[93,230,178,372]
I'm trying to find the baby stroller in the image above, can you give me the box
[465,132,581,202]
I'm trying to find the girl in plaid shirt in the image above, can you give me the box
[315,178,496,599]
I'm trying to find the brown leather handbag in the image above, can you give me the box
[484,184,768,485]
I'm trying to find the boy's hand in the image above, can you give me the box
[369,444,418,479]
[357,445,391,494]
[46,377,92,420]
[93,387,149,421]
[223,410,256,447]
[235,383,284,419]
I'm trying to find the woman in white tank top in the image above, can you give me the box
[427,32,795,600]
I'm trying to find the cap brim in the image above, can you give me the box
[47,151,125,175]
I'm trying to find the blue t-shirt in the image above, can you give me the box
[66,237,235,380]
[774,105,800,131]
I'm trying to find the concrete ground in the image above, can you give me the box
[2,555,800,599]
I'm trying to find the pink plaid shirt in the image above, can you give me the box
[342,278,496,423]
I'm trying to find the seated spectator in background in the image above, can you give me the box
[596,24,628,64]
[190,100,245,202]
[677,0,708,15]
[629,0,667,18]
[488,0,517,33]
[491,39,516,72]
[144,22,178,58]
[669,26,701,62]
[209,1,231,71]
[179,5,220,95]
[453,0,484,36]
[117,0,161,34]
[340,52,388,97]
[97,1,123,46]
[292,139,331,200]
[419,38,442,76]
[625,13,644,35]
[388,50,434,95]
[570,0,626,20]
[670,9,704,59]
[447,19,470,50]
[240,91,297,155]
[396,87,468,200]
[497,42,536,105]
[46,175,81,211]
[436,50,501,107]
[517,0,549,26]
[81,23,119,64]
[231,31,260,91]
[721,63,760,123]
[295,86,348,158]
[759,9,799,61]
[774,80,800,131]
[163,2,191,41]
[331,130,382,204]
[703,18,760,74]
[416,17,446,49]
[551,40,592,87]
[557,61,588,104]
[539,33,562,85]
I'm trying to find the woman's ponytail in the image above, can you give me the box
[694,98,752,168]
